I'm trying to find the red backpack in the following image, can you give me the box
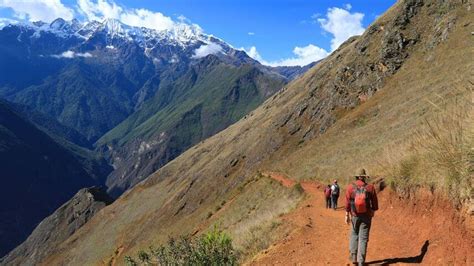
[351,183,370,214]
[324,187,331,197]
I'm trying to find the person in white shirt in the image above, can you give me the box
[330,179,340,210]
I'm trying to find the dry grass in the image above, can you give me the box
[380,87,473,204]
[206,175,304,262]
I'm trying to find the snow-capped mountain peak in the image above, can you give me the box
[12,17,211,48]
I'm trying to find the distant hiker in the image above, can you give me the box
[345,168,379,266]
[324,185,332,209]
[330,179,340,210]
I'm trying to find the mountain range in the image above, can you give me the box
[0,16,311,256]
[1,0,468,264]
[0,18,307,142]
[2,0,471,264]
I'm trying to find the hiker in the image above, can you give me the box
[345,168,379,266]
[330,179,340,210]
[324,184,332,209]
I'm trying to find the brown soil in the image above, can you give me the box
[250,173,473,265]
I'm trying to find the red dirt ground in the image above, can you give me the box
[250,173,473,265]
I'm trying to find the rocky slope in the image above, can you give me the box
[7,0,473,264]
[0,187,113,265]
[0,101,101,256]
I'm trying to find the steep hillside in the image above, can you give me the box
[18,0,472,264]
[8,102,91,147]
[7,101,111,183]
[98,55,285,196]
[0,101,102,256]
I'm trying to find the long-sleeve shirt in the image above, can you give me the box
[345,179,378,217]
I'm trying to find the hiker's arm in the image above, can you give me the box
[345,186,352,213]
[371,186,379,211]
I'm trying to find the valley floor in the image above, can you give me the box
[250,173,472,265]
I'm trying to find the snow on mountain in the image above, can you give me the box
[0,17,311,76]
[5,18,215,50]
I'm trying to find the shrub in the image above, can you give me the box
[125,228,237,265]
[124,256,137,266]
[137,250,150,264]
[193,227,237,265]
[292,182,305,194]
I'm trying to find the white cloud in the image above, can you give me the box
[77,0,121,21]
[192,43,223,59]
[0,17,17,29]
[317,6,364,51]
[242,44,328,67]
[52,50,93,58]
[248,32,255,36]
[243,46,263,61]
[77,0,175,31]
[121,8,174,31]
[0,0,74,22]
[242,4,364,66]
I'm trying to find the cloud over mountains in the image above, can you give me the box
[0,1,366,67]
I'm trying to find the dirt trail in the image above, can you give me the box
[251,172,473,265]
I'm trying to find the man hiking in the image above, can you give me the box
[330,179,340,210]
[324,184,331,209]
[345,168,378,266]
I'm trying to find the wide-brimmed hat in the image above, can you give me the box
[355,168,369,177]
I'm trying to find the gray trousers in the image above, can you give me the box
[349,215,372,265]
[331,194,339,209]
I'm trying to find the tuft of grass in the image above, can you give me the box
[237,221,277,259]
[410,90,472,204]
[380,87,472,205]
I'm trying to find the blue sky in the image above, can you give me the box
[0,0,395,66]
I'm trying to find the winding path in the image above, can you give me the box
[249,172,472,265]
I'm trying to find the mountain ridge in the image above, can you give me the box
[0,16,313,142]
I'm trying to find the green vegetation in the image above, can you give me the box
[99,59,285,195]
[124,228,237,266]
[100,63,284,146]
[293,182,305,194]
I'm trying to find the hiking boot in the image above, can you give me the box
[349,253,357,264]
